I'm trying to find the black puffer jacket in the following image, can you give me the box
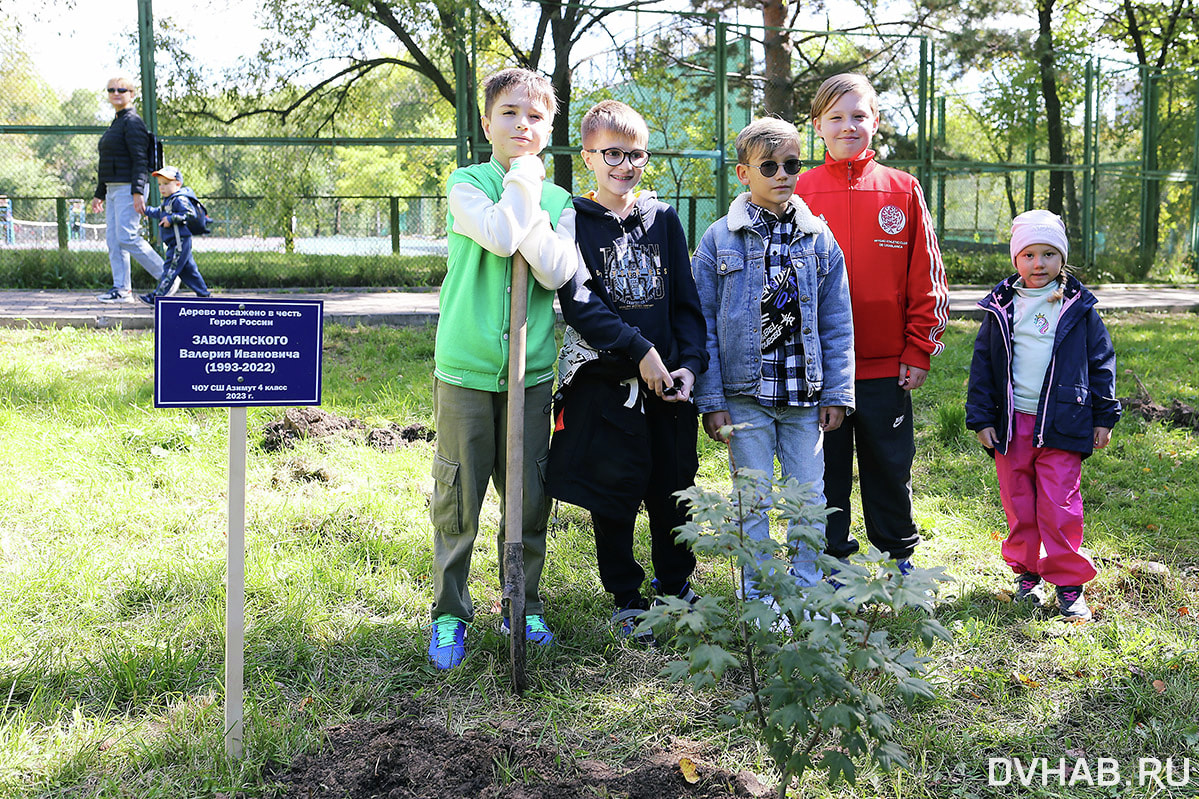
[94,108,151,199]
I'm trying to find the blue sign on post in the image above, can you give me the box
[154,296,323,408]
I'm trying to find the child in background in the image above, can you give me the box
[966,210,1120,621]
[549,100,707,643]
[692,117,854,620]
[427,68,580,670]
[794,73,948,573]
[139,166,211,303]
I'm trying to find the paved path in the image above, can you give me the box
[1,284,1197,329]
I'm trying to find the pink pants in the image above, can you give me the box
[994,412,1097,586]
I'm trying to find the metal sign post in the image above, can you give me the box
[154,296,322,757]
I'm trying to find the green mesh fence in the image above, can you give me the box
[3,3,1199,289]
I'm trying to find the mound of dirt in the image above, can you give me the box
[1120,396,1198,432]
[1120,370,1198,433]
[262,409,434,452]
[367,423,435,452]
[263,408,366,452]
[271,717,767,799]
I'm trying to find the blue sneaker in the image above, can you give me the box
[428,615,467,670]
[651,578,700,606]
[896,558,914,576]
[501,614,555,646]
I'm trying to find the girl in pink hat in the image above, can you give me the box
[965,210,1122,621]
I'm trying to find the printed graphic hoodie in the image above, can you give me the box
[557,191,707,386]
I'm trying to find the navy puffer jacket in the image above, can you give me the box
[966,273,1121,458]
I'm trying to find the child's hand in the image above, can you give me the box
[160,218,171,227]
[1093,426,1112,449]
[662,368,694,403]
[702,411,733,443]
[899,363,928,391]
[638,347,672,396]
[819,406,845,432]
[976,427,998,449]
[90,198,103,214]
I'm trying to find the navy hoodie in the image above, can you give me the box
[557,191,707,384]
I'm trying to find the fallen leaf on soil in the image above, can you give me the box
[1152,680,1166,693]
[679,757,700,784]
[1179,607,1190,616]
[995,590,1013,603]
[1012,671,1040,688]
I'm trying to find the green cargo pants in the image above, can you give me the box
[429,378,552,622]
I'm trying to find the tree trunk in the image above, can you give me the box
[762,0,793,121]
[1036,0,1067,218]
[552,62,573,192]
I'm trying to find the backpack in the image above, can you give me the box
[185,196,212,235]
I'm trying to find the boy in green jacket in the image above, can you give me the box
[428,68,579,670]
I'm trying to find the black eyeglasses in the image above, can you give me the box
[585,147,651,168]
[106,88,132,94]
[743,158,802,178]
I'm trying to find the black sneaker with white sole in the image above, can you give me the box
[1014,572,1046,606]
[1056,585,1092,621]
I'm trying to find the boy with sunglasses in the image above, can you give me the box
[549,100,708,643]
[692,117,854,621]
[793,74,948,575]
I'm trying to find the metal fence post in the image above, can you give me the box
[714,17,728,216]
[936,96,946,244]
[138,0,161,246]
[1025,86,1037,212]
[1190,72,1199,268]
[1082,59,1095,269]
[390,197,401,255]
[918,38,931,192]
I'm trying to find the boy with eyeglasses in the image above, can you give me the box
[549,100,707,643]
[692,117,854,624]
[793,74,948,575]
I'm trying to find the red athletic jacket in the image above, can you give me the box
[794,149,948,380]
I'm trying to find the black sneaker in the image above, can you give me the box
[611,597,654,645]
[1014,572,1046,606]
[137,293,156,305]
[651,578,700,606]
[1056,585,1092,621]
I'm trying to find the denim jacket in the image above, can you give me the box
[692,192,855,414]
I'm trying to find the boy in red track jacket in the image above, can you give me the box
[794,73,948,571]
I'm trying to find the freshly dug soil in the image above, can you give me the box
[271,716,768,799]
[262,408,433,452]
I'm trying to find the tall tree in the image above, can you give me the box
[174,0,678,191]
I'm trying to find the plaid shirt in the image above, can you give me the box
[747,201,816,407]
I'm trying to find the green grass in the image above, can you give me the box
[0,249,447,290]
[1,314,1197,797]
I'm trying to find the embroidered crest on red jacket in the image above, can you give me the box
[878,204,906,235]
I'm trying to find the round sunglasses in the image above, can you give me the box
[742,158,802,178]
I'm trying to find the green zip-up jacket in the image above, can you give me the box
[436,158,574,391]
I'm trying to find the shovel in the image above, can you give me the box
[504,252,530,694]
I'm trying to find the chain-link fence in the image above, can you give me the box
[2,2,1198,290]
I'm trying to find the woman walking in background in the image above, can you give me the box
[90,75,165,302]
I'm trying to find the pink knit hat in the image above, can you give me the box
[1009,210,1068,268]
